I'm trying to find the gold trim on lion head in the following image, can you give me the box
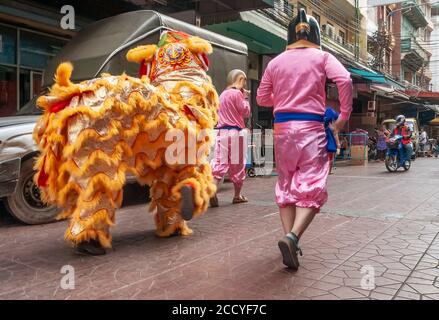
[126,30,213,81]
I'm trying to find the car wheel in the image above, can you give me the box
[5,158,59,224]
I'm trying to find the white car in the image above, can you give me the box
[0,99,59,224]
[0,99,144,224]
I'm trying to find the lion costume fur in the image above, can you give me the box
[33,30,219,248]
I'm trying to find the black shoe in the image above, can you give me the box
[278,233,302,270]
[180,185,195,221]
[209,194,219,208]
[75,239,106,256]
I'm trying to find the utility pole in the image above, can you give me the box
[355,0,360,61]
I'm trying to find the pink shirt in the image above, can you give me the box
[217,88,251,129]
[256,48,353,121]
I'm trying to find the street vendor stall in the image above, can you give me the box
[428,117,439,142]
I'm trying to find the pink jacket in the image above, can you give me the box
[217,88,251,129]
[256,48,353,121]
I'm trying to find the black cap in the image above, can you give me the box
[287,8,321,47]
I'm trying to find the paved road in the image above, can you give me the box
[1,158,439,300]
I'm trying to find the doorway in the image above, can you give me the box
[19,69,43,108]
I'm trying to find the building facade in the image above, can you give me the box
[0,0,272,117]
[1,0,437,131]
[431,5,439,92]
[400,0,433,91]
[368,0,433,90]
[363,0,437,129]
[0,1,78,116]
[0,0,131,116]
[203,0,373,129]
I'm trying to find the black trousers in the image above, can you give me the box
[377,149,386,161]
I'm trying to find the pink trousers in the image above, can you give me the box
[274,121,330,209]
[211,129,247,188]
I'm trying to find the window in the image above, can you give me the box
[339,31,346,43]
[0,26,17,65]
[402,16,413,38]
[19,69,42,105]
[0,65,17,116]
[312,12,321,25]
[424,29,431,43]
[283,0,292,13]
[20,31,66,69]
[0,24,67,115]
[298,2,307,12]
[403,68,412,82]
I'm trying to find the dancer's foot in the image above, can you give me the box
[181,185,195,221]
[278,232,302,270]
[75,239,106,256]
[210,194,219,207]
[232,195,248,204]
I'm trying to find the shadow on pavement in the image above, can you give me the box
[0,184,150,227]
[0,202,16,226]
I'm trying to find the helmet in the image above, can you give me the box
[395,115,406,126]
[287,8,321,47]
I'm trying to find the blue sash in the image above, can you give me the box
[216,126,243,131]
[274,108,339,153]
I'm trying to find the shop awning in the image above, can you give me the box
[384,77,406,91]
[371,85,410,100]
[371,84,395,94]
[348,68,387,84]
[203,10,286,54]
[405,90,439,104]
[348,67,406,90]
[429,118,439,126]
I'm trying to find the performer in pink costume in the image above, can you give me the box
[257,9,353,269]
[210,69,251,207]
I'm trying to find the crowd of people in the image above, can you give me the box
[330,123,439,164]
[370,126,439,160]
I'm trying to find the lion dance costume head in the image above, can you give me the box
[33,30,219,251]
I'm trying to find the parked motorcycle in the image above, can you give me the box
[368,136,377,161]
[385,135,411,172]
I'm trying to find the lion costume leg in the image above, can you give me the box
[62,118,127,251]
[151,162,215,237]
[34,105,126,253]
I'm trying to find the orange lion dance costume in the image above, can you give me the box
[33,31,218,254]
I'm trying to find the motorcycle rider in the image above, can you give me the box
[392,115,413,163]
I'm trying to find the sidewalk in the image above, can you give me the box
[0,159,438,299]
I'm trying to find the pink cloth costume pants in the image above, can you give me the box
[274,121,330,209]
[211,129,247,188]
